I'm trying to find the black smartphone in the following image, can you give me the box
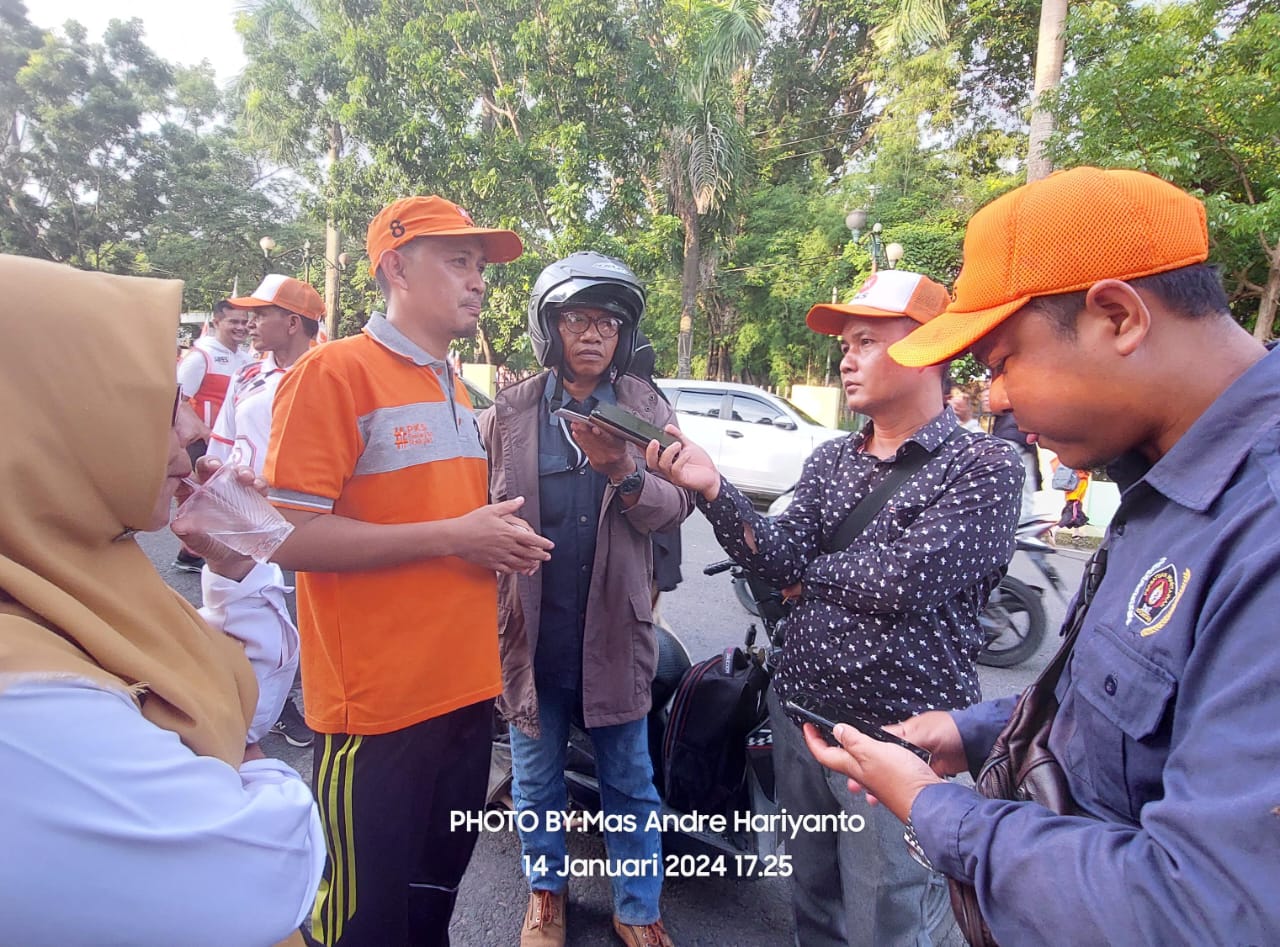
[783,698,932,764]
[556,402,677,450]
[589,403,678,450]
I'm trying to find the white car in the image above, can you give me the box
[655,379,847,499]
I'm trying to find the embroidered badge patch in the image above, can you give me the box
[1127,558,1191,637]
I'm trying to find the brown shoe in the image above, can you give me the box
[520,890,566,947]
[612,916,674,947]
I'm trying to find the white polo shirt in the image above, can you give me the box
[207,353,286,475]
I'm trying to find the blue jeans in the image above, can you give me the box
[509,685,664,925]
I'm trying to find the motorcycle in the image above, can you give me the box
[487,570,786,870]
[976,517,1070,666]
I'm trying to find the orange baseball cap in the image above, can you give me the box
[805,270,950,335]
[366,195,523,276]
[227,274,324,322]
[889,167,1209,367]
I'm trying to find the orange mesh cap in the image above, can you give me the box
[366,195,523,276]
[889,167,1209,367]
[806,270,950,335]
[227,274,325,322]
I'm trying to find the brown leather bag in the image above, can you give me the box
[947,544,1109,946]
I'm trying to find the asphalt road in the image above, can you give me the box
[141,510,1086,945]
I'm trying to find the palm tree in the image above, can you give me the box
[668,0,768,378]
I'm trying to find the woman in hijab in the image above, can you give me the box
[0,255,323,946]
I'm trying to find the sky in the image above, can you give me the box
[33,0,247,86]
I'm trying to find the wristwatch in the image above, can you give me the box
[903,818,934,871]
[612,466,645,496]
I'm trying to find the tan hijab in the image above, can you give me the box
[0,254,256,766]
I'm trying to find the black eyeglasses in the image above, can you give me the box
[558,309,625,338]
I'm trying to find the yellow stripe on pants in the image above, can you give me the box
[311,734,363,945]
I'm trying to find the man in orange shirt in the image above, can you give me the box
[266,196,554,947]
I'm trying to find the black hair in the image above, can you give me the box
[300,316,321,339]
[1028,263,1230,337]
[213,299,234,318]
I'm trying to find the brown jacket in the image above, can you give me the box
[477,372,694,737]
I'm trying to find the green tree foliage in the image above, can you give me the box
[1,3,300,310]
[7,0,1275,391]
[1045,0,1280,336]
[239,0,684,355]
[1,9,171,269]
[143,66,302,311]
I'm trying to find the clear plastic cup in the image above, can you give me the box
[171,463,294,562]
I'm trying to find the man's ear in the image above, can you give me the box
[381,248,413,292]
[1084,279,1150,357]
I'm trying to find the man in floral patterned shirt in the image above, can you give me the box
[651,269,1023,947]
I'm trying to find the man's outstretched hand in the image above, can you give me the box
[645,426,721,501]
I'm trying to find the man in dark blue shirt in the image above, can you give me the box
[651,268,1023,947]
[806,167,1280,943]
[479,252,693,947]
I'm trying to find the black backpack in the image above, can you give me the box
[662,647,769,816]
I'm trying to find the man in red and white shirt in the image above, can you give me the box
[174,300,250,572]
[178,300,251,431]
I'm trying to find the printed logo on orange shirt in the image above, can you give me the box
[394,423,433,449]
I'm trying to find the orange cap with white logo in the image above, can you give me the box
[366,195,523,276]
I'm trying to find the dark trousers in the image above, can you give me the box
[309,700,493,947]
[768,689,961,947]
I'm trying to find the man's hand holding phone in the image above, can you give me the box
[783,699,932,763]
[796,701,955,824]
[645,425,722,502]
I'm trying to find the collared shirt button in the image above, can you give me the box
[1104,674,1118,696]
[578,514,588,524]
[580,564,589,573]
[1113,521,1126,536]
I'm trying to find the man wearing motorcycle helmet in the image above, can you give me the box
[477,251,695,947]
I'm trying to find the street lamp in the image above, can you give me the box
[845,210,903,272]
[259,236,350,284]
[259,236,353,340]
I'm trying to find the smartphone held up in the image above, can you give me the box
[783,698,932,764]
[554,402,677,450]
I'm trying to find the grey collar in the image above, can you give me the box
[364,311,447,368]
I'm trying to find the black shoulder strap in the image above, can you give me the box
[824,428,960,555]
[1035,538,1110,688]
